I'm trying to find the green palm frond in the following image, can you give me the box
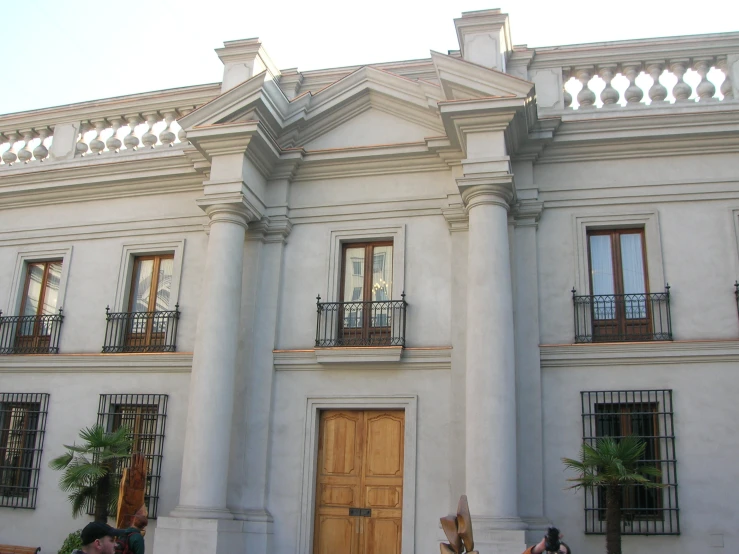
[49,423,134,519]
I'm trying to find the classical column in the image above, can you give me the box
[172,199,253,518]
[463,183,525,543]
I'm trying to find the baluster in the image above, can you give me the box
[33,128,51,161]
[669,60,693,102]
[177,108,192,143]
[89,120,107,154]
[717,57,734,100]
[562,69,573,108]
[575,67,596,108]
[646,62,668,104]
[124,115,141,150]
[694,58,717,101]
[141,113,159,148]
[106,118,123,152]
[622,63,644,105]
[17,131,34,163]
[76,122,91,156]
[598,65,620,107]
[159,112,176,147]
[1,132,19,164]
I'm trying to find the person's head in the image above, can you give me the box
[132,505,149,533]
[557,542,571,554]
[80,522,124,554]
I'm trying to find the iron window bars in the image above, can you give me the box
[0,309,64,354]
[315,294,407,347]
[580,390,679,535]
[0,393,49,508]
[102,306,180,353]
[95,394,168,518]
[572,287,672,343]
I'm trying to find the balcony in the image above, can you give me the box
[315,295,407,348]
[102,306,180,353]
[572,288,672,343]
[0,310,64,354]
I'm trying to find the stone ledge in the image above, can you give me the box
[315,346,403,363]
[274,346,452,370]
[540,339,739,367]
[0,352,193,373]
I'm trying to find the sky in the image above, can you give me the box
[1,0,738,115]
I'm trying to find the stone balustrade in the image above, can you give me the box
[563,56,731,109]
[519,32,739,112]
[0,83,220,167]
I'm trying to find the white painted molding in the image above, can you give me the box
[730,208,739,278]
[274,347,452,371]
[296,395,418,554]
[112,239,186,312]
[0,353,193,373]
[314,346,403,363]
[572,210,666,295]
[6,246,73,315]
[540,340,739,367]
[325,224,406,302]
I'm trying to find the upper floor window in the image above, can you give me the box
[1,261,65,354]
[130,254,174,314]
[0,393,49,508]
[341,242,393,335]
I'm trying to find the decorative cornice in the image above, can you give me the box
[245,215,293,243]
[441,206,469,233]
[0,353,193,373]
[512,201,544,227]
[540,340,739,367]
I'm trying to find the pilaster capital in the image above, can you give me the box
[512,201,544,227]
[460,182,514,212]
[246,215,293,243]
[441,206,469,233]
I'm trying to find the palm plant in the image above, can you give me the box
[562,436,663,554]
[49,424,132,523]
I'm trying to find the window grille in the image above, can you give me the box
[0,393,49,508]
[96,394,168,517]
[581,390,679,535]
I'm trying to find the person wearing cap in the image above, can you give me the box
[72,521,125,554]
[523,535,571,554]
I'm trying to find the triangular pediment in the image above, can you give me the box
[430,50,534,101]
[179,65,445,150]
[302,105,441,150]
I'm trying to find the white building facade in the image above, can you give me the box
[1,9,738,554]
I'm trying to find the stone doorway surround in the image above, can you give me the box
[296,395,418,554]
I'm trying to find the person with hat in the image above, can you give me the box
[72,522,125,554]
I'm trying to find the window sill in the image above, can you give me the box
[315,346,403,364]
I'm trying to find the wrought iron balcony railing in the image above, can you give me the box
[0,309,64,354]
[102,306,180,353]
[315,294,407,347]
[572,287,672,343]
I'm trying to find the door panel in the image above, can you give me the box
[314,410,404,554]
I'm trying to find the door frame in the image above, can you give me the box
[297,395,417,554]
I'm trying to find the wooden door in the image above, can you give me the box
[313,410,404,554]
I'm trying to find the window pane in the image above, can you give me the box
[131,259,154,313]
[343,247,365,303]
[371,246,392,301]
[155,258,173,311]
[42,262,62,315]
[589,236,614,319]
[22,264,45,317]
[620,233,647,319]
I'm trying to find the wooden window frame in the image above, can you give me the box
[124,254,174,349]
[16,261,62,351]
[339,242,393,343]
[586,228,650,341]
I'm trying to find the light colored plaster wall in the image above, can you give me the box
[540,362,739,554]
[276,214,452,349]
[0,371,190,553]
[267,368,452,554]
[535,151,739,344]
[0,191,209,352]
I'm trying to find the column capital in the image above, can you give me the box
[460,182,514,211]
[196,192,261,229]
